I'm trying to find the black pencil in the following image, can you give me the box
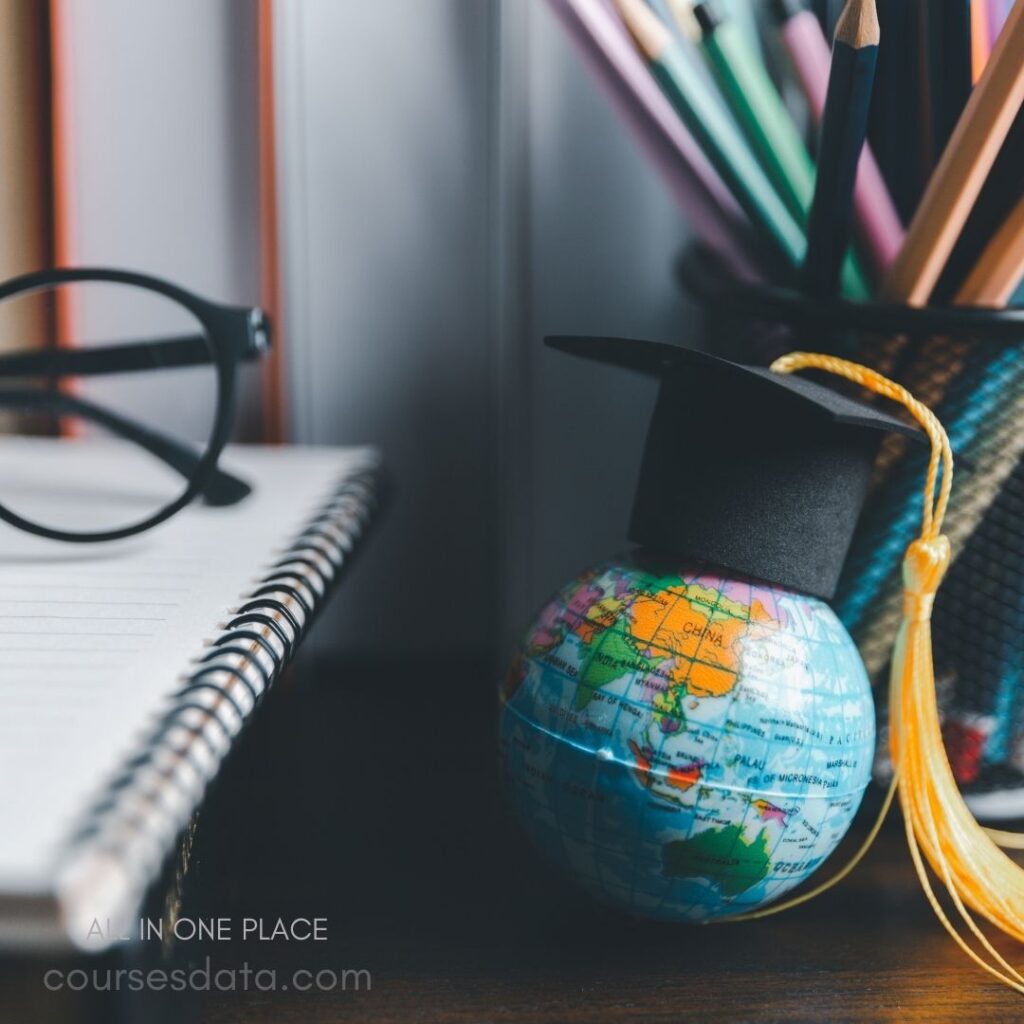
[868,0,925,223]
[920,0,973,172]
[802,0,880,298]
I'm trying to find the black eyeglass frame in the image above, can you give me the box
[0,266,270,543]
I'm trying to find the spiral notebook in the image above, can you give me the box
[0,442,379,952]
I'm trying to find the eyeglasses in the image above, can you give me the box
[0,267,270,542]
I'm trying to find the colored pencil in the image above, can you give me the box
[936,107,1024,302]
[691,0,872,299]
[667,0,766,50]
[973,0,993,81]
[866,0,927,223]
[664,0,700,40]
[718,0,766,60]
[803,0,881,297]
[772,0,904,275]
[647,0,720,94]
[884,0,1024,305]
[544,0,762,281]
[987,0,1011,47]
[919,0,974,172]
[693,0,814,222]
[613,0,808,272]
[957,190,1024,305]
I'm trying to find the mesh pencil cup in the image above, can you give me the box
[678,247,1024,819]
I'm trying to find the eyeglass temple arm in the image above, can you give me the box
[0,388,251,507]
[0,326,267,380]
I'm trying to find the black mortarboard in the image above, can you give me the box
[546,335,922,601]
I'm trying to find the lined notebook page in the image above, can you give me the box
[0,443,372,912]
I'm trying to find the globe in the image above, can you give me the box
[499,557,875,922]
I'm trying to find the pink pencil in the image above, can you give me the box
[774,0,905,276]
[987,0,1009,49]
[546,0,764,282]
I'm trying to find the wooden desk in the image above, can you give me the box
[179,663,1024,1022]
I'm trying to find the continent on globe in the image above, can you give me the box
[662,825,771,897]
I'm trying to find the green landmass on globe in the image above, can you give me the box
[662,825,771,897]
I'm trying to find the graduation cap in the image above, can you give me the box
[547,335,922,601]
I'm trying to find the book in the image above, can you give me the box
[0,0,51,367]
[0,442,379,952]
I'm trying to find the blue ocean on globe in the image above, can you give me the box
[499,558,875,921]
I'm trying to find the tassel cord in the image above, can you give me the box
[720,351,1024,995]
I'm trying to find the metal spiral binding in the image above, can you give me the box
[58,461,379,883]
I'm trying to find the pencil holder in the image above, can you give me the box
[678,246,1024,819]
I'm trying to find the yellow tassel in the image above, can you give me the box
[721,351,1024,995]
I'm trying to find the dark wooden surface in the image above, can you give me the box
[187,662,1024,1024]
[6,662,1023,1023]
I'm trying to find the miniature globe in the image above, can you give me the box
[500,557,875,921]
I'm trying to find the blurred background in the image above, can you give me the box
[0,0,703,670]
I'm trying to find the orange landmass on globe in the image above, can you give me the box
[630,588,777,698]
[666,761,702,791]
[629,740,653,788]
[628,740,703,792]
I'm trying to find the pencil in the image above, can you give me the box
[663,0,700,41]
[613,0,808,272]
[693,0,812,222]
[935,107,1024,302]
[546,0,762,281]
[692,0,872,300]
[865,0,927,223]
[957,191,1024,305]
[718,0,765,59]
[648,0,718,93]
[772,0,903,275]
[973,0,992,81]
[919,0,973,172]
[986,0,1009,49]
[802,0,881,298]
[884,0,1024,305]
